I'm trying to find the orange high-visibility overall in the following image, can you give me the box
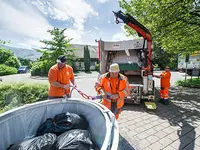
[95,73,130,120]
[160,71,171,100]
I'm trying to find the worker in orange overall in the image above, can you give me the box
[153,66,171,105]
[48,55,75,99]
[95,63,130,120]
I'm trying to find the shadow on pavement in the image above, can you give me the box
[121,86,200,150]
[118,134,136,150]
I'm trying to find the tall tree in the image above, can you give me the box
[37,28,76,66]
[84,45,91,72]
[119,0,200,54]
[31,28,77,76]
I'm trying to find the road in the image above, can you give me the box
[0,70,191,101]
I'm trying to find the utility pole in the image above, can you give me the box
[185,53,189,82]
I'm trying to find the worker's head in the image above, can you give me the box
[109,63,120,78]
[165,66,170,72]
[57,55,67,69]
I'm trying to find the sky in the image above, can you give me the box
[0,0,133,49]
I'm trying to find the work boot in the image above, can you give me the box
[163,99,169,105]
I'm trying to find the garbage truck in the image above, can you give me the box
[97,10,156,109]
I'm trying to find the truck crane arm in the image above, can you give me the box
[113,10,153,70]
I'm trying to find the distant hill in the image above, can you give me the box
[0,45,42,61]
[0,44,98,61]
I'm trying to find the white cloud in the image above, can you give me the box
[112,25,134,41]
[0,0,52,48]
[0,0,98,48]
[28,0,98,31]
[27,0,98,45]
[108,20,111,24]
[97,0,110,3]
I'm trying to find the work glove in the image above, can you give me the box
[63,84,70,90]
[110,94,119,100]
[99,89,107,99]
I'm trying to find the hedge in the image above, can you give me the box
[176,78,200,88]
[0,64,18,76]
[0,83,49,113]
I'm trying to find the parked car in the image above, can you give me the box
[18,66,30,73]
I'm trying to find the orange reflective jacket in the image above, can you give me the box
[48,64,74,97]
[95,73,130,109]
[161,71,171,88]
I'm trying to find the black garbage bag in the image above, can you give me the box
[37,112,89,136]
[36,118,71,136]
[8,133,57,150]
[54,112,89,129]
[53,129,93,150]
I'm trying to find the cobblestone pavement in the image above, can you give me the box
[118,87,200,150]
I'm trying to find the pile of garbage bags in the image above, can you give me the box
[7,112,99,150]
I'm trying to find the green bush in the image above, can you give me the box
[31,60,54,76]
[0,47,20,68]
[0,83,48,113]
[176,78,200,88]
[4,56,20,68]
[19,58,33,68]
[0,64,17,76]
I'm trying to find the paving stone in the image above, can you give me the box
[146,135,159,144]
[137,139,151,149]
[149,141,165,150]
[154,125,166,131]
[170,125,181,131]
[195,136,200,147]
[161,122,171,128]
[136,132,149,140]
[170,140,183,150]
[163,127,175,135]
[163,145,176,150]
[185,129,199,140]
[167,132,180,141]
[135,121,147,127]
[145,128,157,136]
[182,141,200,150]
[127,125,137,131]
[154,130,168,139]
[144,123,155,130]
[159,137,173,147]
[150,121,161,127]
[178,126,194,136]
[135,126,147,133]
[179,135,194,146]
[195,127,200,135]
[126,120,136,126]
[127,129,139,137]
[143,147,152,150]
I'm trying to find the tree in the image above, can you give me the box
[0,47,20,68]
[31,28,77,76]
[153,43,178,70]
[19,58,33,68]
[84,45,91,72]
[119,0,200,54]
[38,28,76,65]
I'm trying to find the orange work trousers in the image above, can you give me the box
[160,87,169,99]
[102,100,122,120]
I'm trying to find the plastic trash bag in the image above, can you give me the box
[8,133,57,150]
[54,112,89,129]
[37,112,89,136]
[53,129,93,150]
